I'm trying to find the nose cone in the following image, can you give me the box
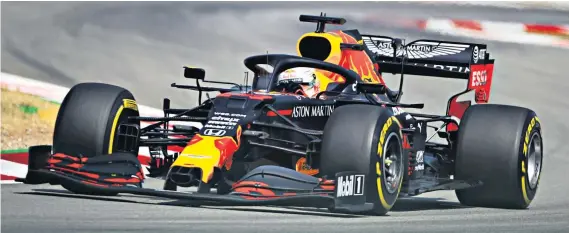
[168,166,198,187]
[170,126,242,184]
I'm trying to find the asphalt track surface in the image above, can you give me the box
[2,2,569,233]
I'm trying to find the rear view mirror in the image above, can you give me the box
[183,66,205,80]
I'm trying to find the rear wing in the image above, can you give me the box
[361,35,495,131]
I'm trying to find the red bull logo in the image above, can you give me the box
[171,126,242,183]
[331,30,384,84]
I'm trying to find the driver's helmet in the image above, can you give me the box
[276,67,320,97]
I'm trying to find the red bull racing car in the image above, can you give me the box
[17,13,543,215]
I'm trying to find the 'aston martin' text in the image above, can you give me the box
[292,105,335,118]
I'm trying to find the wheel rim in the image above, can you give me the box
[383,132,404,194]
[527,132,542,189]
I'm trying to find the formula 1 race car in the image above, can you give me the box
[17,13,543,215]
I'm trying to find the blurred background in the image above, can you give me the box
[3,1,568,110]
[2,2,569,232]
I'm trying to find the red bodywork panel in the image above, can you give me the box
[447,63,495,132]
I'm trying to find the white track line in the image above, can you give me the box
[1,72,199,183]
[362,16,569,49]
[1,160,29,180]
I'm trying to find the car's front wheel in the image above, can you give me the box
[320,104,406,215]
[53,82,141,194]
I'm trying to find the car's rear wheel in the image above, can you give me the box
[320,104,406,215]
[455,104,543,209]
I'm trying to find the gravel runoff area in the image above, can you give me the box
[1,87,58,150]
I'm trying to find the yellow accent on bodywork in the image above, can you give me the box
[295,157,319,176]
[172,136,223,183]
[296,32,343,64]
[295,31,360,92]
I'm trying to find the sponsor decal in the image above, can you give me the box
[377,116,395,157]
[375,116,401,209]
[479,48,486,62]
[472,46,486,64]
[419,63,470,73]
[204,112,246,130]
[471,70,488,87]
[373,42,435,53]
[468,63,493,103]
[122,99,138,111]
[292,105,335,118]
[181,154,212,159]
[415,150,425,171]
[392,107,405,115]
[363,36,470,59]
[203,124,227,129]
[521,116,540,204]
[374,41,433,53]
[375,61,471,73]
[203,129,226,136]
[336,174,365,197]
[279,77,302,83]
[213,112,246,118]
[475,89,488,103]
[375,41,392,49]
[410,122,423,133]
[473,46,479,63]
[407,44,433,52]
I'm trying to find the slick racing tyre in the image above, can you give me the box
[53,82,140,158]
[320,104,406,215]
[455,104,543,209]
[53,83,141,194]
